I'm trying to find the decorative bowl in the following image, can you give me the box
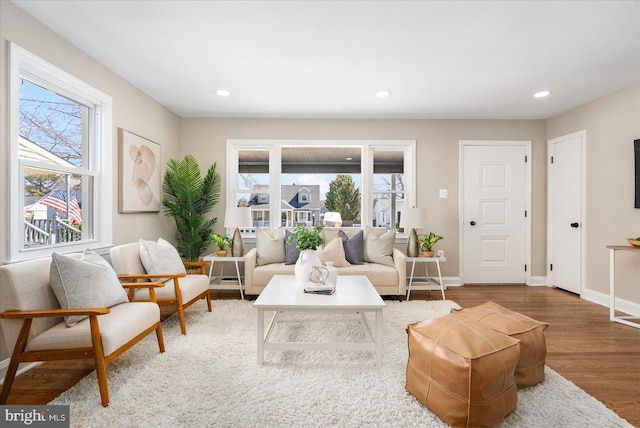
[627,238,640,247]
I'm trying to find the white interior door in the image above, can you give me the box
[548,132,584,294]
[462,143,528,283]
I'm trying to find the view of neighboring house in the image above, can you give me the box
[373,198,405,229]
[20,136,82,245]
[247,184,321,228]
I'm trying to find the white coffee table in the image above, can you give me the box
[254,275,386,366]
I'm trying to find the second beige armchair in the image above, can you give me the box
[110,239,211,335]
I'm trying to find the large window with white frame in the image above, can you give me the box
[8,43,113,262]
[226,140,415,235]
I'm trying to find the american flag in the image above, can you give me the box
[39,190,82,224]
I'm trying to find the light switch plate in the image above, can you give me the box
[439,189,448,199]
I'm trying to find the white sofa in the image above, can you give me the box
[244,228,406,296]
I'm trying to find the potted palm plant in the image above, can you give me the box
[418,232,443,257]
[162,155,221,261]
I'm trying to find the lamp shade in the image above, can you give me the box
[323,212,343,227]
[400,207,428,230]
[224,207,252,229]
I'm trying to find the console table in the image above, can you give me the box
[406,256,446,301]
[606,245,640,328]
[202,254,244,300]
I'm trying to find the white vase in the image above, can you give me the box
[325,261,338,287]
[295,249,322,285]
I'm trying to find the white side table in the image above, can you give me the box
[202,255,245,300]
[606,245,640,328]
[406,256,446,301]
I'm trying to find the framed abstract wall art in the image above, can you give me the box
[118,128,161,213]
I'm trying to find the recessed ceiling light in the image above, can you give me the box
[376,90,391,98]
[534,90,551,98]
[216,89,230,97]
[345,157,353,161]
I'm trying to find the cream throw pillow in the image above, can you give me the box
[139,238,186,282]
[316,235,351,267]
[256,227,286,266]
[50,250,128,327]
[363,226,395,267]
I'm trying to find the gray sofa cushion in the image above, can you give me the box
[50,250,128,327]
[338,229,364,265]
[284,230,300,265]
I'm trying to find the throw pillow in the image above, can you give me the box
[139,238,187,282]
[363,226,395,267]
[338,229,364,265]
[316,235,351,267]
[284,230,300,265]
[256,227,286,266]
[50,250,128,327]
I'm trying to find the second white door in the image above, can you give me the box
[462,143,528,283]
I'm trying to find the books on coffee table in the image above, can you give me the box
[303,283,335,295]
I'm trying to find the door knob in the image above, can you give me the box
[470,221,477,226]
[570,222,579,228]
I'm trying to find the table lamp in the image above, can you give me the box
[400,207,428,257]
[224,207,252,257]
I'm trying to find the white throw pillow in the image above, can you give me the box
[363,226,395,267]
[256,228,286,266]
[50,250,128,327]
[316,235,351,267]
[139,238,187,282]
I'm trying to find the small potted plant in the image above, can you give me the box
[211,233,232,257]
[418,232,443,257]
[287,223,324,285]
[287,223,324,250]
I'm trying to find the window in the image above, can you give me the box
[226,140,415,235]
[8,43,113,261]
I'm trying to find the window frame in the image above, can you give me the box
[226,139,416,236]
[8,43,113,262]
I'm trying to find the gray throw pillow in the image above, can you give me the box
[338,229,364,265]
[256,228,286,266]
[363,226,395,267]
[139,238,187,282]
[50,250,128,327]
[285,230,300,265]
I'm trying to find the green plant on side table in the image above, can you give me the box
[211,233,232,256]
[287,223,324,250]
[418,232,443,257]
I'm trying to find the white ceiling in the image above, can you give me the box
[13,0,640,120]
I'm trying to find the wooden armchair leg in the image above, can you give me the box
[89,316,110,407]
[155,322,165,353]
[177,305,187,335]
[0,319,32,404]
[206,292,212,312]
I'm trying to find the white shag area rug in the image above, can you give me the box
[51,299,632,428]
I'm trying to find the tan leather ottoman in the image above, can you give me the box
[454,301,549,387]
[406,313,520,428]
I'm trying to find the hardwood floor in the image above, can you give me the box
[3,285,639,426]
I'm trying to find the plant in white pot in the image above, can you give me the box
[287,223,324,285]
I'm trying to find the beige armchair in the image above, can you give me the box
[0,253,165,407]
[110,242,211,335]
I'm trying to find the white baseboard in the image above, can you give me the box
[581,288,640,317]
[529,276,549,286]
